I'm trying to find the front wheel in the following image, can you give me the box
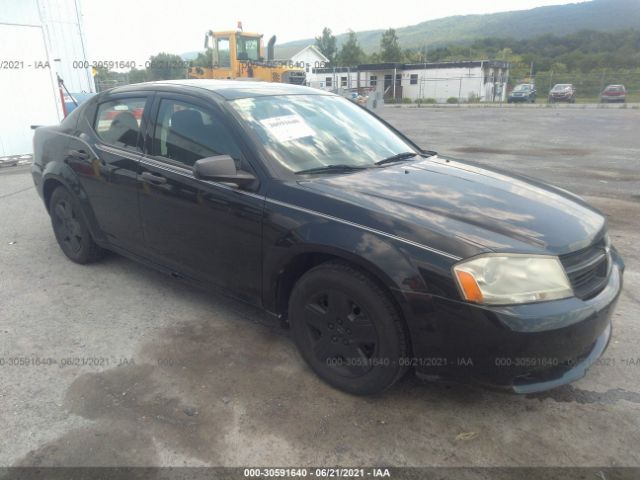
[289,261,408,395]
[49,186,105,264]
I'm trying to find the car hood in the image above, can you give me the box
[298,156,605,257]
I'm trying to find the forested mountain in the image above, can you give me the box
[275,0,640,58]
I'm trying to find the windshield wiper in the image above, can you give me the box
[374,152,421,166]
[295,164,369,175]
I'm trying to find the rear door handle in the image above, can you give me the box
[68,149,89,160]
[140,171,167,184]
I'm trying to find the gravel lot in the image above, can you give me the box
[0,107,639,470]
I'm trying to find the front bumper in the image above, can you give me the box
[549,94,573,101]
[408,252,624,393]
[508,96,531,102]
[601,96,625,102]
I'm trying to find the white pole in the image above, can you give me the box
[503,66,509,103]
[393,66,397,100]
[479,60,484,101]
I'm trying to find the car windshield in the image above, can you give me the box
[513,85,531,91]
[229,94,416,174]
[552,84,571,91]
[605,85,623,91]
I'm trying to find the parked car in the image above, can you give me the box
[600,84,626,103]
[549,84,576,103]
[508,83,537,103]
[32,80,623,395]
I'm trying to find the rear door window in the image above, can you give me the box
[94,98,146,151]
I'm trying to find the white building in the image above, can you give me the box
[0,0,94,157]
[307,60,510,103]
[289,45,329,74]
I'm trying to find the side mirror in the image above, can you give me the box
[193,155,256,188]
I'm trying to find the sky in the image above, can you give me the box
[80,0,580,63]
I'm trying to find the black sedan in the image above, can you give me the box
[32,80,623,395]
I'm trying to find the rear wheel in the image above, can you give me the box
[289,261,408,395]
[49,186,105,264]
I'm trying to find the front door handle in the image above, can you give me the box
[140,171,167,184]
[68,149,89,160]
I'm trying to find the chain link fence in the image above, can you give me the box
[391,71,640,104]
[509,71,640,102]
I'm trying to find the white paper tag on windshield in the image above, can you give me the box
[260,114,315,142]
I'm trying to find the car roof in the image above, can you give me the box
[108,79,332,100]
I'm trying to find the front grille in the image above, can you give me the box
[560,237,610,300]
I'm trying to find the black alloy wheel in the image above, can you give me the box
[49,186,105,263]
[289,261,408,395]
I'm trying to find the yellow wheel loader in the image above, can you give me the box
[188,25,306,85]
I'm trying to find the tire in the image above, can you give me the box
[288,261,408,395]
[49,186,105,264]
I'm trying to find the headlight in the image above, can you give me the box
[453,254,573,305]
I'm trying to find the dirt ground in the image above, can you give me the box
[0,107,638,470]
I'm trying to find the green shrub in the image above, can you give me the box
[402,97,412,104]
[416,98,436,104]
[446,96,459,104]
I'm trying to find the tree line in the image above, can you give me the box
[314,27,640,76]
